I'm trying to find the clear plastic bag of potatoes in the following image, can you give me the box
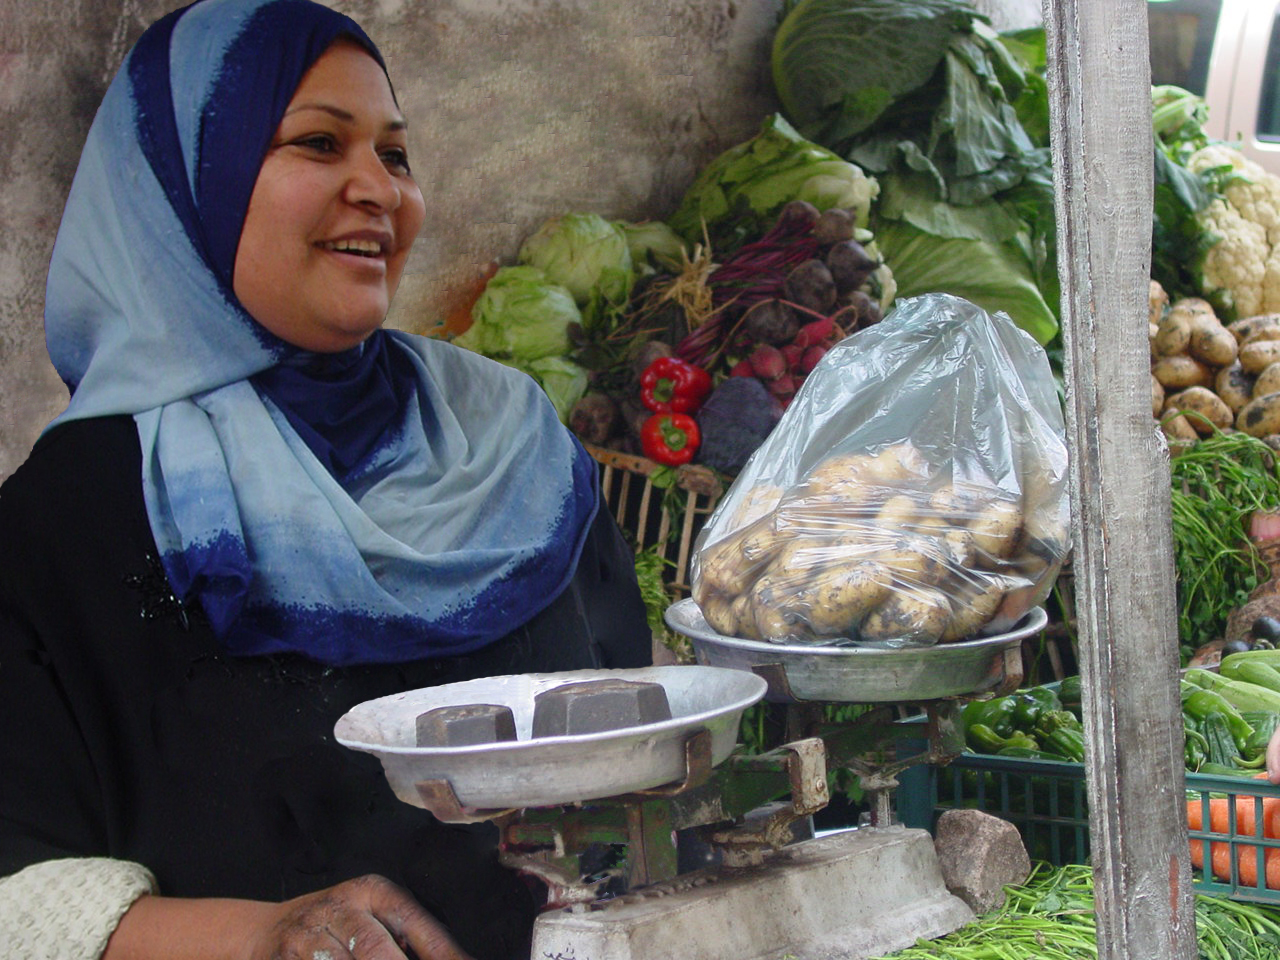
[690,293,1070,648]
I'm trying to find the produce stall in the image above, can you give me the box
[337,0,1280,957]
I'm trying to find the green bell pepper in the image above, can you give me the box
[962,696,1018,739]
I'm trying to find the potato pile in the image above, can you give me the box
[1150,282,1280,445]
[690,441,1068,647]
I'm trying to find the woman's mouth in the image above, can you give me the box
[320,238,386,258]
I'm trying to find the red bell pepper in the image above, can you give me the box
[641,413,701,466]
[639,356,712,414]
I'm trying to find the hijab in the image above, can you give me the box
[42,0,599,666]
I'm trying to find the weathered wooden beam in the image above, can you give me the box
[1042,0,1197,957]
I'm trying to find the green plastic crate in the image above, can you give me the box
[898,750,1280,904]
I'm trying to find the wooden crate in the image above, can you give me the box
[583,443,724,599]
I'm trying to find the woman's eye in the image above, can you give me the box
[294,134,337,154]
[381,148,411,174]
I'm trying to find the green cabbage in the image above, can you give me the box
[517,213,634,311]
[667,114,879,250]
[453,265,580,362]
[616,219,687,272]
[520,355,590,423]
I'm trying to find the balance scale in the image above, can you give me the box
[335,601,1047,960]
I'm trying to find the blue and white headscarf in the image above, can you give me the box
[43,0,598,666]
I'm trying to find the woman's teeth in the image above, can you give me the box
[322,239,382,257]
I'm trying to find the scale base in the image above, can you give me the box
[531,826,973,960]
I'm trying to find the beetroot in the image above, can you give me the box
[742,299,800,345]
[766,374,796,397]
[812,207,856,246]
[781,343,804,369]
[784,259,837,314]
[729,359,755,377]
[826,240,878,295]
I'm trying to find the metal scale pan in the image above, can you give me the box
[665,597,1047,703]
[335,665,767,818]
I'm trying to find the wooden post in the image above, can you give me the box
[1042,0,1197,957]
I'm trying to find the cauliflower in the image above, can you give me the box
[1187,144,1280,318]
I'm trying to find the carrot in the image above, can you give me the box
[1186,773,1280,888]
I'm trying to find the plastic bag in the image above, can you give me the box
[690,293,1070,648]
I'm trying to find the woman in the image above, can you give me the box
[0,2,651,958]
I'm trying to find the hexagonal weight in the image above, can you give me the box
[531,679,672,737]
[416,703,517,747]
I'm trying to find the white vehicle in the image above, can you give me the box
[1149,0,1280,174]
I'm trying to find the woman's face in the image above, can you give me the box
[233,41,426,353]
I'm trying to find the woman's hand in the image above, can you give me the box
[106,874,473,960]
[254,875,473,960]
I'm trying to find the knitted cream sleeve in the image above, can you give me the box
[0,858,158,960]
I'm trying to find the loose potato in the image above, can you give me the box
[1229,313,1280,343]
[1188,316,1238,366]
[1215,362,1255,413]
[1240,339,1280,374]
[1150,279,1168,326]
[1168,297,1216,321]
[1152,355,1214,389]
[1149,322,1160,361]
[1236,391,1280,437]
[859,588,950,645]
[1256,362,1280,399]
[1164,385,1233,433]
[968,499,1024,560]
[1244,325,1280,345]
[804,560,892,637]
[1161,412,1200,446]
[940,578,1006,642]
[1153,313,1192,357]
[1151,374,1166,418]
[1265,435,1280,451]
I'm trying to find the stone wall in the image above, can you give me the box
[0,0,1042,479]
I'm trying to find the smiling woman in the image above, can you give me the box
[0,2,651,959]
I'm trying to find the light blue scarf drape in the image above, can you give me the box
[42,0,598,666]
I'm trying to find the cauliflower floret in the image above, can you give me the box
[1197,198,1268,318]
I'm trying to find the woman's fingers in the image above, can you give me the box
[261,875,474,960]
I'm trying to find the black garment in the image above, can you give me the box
[0,415,651,960]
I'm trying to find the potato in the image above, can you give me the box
[1236,391,1280,437]
[1152,355,1214,389]
[872,537,948,586]
[804,560,892,637]
[739,521,784,565]
[1228,313,1280,343]
[1244,325,1280,345]
[1214,361,1254,413]
[940,578,1006,642]
[1169,297,1216,320]
[859,442,930,486]
[1149,322,1160,361]
[699,593,740,637]
[749,574,797,642]
[927,484,979,524]
[1153,313,1192,357]
[1256,362,1280,399]
[1188,316,1238,366]
[696,530,755,598]
[1265,435,1280,451]
[941,527,979,568]
[1151,374,1166,418]
[1164,385,1233,433]
[1149,279,1168,326]
[968,499,1024,560]
[770,534,863,575]
[728,594,757,640]
[1161,412,1200,448]
[874,493,919,531]
[859,588,950,645]
[1239,339,1280,374]
[729,483,784,529]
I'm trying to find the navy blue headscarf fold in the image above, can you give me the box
[43,0,599,666]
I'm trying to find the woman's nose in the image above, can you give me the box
[345,148,401,212]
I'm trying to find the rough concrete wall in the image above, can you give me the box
[0,0,781,479]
